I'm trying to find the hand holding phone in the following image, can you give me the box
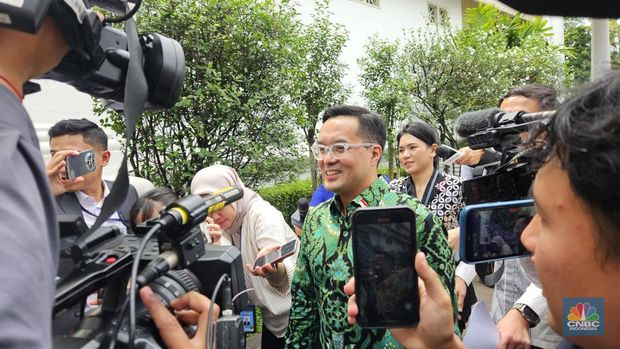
[351,206,419,328]
[253,239,298,268]
[436,145,464,165]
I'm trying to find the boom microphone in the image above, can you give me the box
[455,108,499,138]
[157,186,244,231]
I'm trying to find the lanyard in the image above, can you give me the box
[80,204,127,224]
[421,169,439,206]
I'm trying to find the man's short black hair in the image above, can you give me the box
[48,118,108,150]
[499,84,558,111]
[541,73,620,260]
[322,105,386,150]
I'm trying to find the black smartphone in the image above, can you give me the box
[351,206,419,328]
[459,199,534,263]
[66,149,96,179]
[253,239,298,268]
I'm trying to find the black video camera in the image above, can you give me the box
[458,109,554,204]
[0,0,184,110]
[53,195,249,348]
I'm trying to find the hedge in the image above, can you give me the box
[255,178,313,227]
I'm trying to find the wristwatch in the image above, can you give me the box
[512,303,540,328]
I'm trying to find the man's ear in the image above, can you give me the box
[100,150,111,167]
[371,145,383,164]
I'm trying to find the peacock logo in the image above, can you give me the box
[564,298,604,336]
[567,303,599,321]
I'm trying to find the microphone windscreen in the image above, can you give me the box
[435,145,453,159]
[455,108,499,138]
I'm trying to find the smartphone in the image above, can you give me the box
[253,239,298,268]
[437,145,464,165]
[351,206,419,328]
[459,199,534,263]
[66,149,96,179]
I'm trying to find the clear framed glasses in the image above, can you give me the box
[311,142,375,160]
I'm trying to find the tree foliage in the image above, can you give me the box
[359,36,411,178]
[291,0,349,190]
[100,0,309,192]
[359,4,566,152]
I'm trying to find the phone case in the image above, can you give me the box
[459,199,534,264]
[351,206,419,329]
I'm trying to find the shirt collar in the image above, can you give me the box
[330,177,390,215]
[76,180,110,208]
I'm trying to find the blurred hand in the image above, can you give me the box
[447,228,460,253]
[140,287,220,349]
[454,147,484,166]
[46,149,84,196]
[455,276,467,320]
[204,217,223,245]
[497,309,531,349]
[344,252,464,349]
[245,245,282,279]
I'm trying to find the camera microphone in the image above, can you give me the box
[455,108,499,138]
[435,145,455,160]
[298,198,309,225]
[157,186,244,230]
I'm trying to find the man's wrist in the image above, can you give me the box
[511,303,540,328]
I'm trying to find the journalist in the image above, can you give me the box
[345,72,620,349]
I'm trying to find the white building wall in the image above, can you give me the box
[295,0,463,104]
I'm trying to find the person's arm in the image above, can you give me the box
[345,252,465,349]
[285,219,319,348]
[496,283,545,348]
[141,287,219,349]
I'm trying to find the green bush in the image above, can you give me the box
[256,179,313,225]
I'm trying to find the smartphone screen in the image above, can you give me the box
[351,206,419,328]
[459,199,534,263]
[253,239,297,268]
[66,149,96,179]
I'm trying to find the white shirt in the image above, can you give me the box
[75,181,127,234]
[225,199,299,338]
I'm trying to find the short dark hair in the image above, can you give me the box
[397,120,440,168]
[48,118,108,150]
[129,187,177,232]
[498,84,558,111]
[322,105,386,150]
[541,73,620,260]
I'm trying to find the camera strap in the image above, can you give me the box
[84,6,147,237]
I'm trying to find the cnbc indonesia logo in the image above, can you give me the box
[563,298,604,336]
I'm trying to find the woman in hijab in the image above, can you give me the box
[389,120,476,332]
[191,165,299,349]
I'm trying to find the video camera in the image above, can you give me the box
[455,108,554,204]
[53,188,249,349]
[0,0,185,110]
[455,108,554,265]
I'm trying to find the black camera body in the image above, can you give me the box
[54,217,248,349]
[462,110,552,204]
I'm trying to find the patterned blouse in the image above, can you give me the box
[389,170,465,230]
[285,178,456,348]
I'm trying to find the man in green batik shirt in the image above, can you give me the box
[285,105,457,348]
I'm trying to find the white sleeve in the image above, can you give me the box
[515,283,546,316]
[455,261,477,285]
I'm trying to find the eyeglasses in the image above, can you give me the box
[311,142,375,160]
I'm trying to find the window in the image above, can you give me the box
[428,3,449,26]
[351,0,380,8]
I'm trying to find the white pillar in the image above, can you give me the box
[591,19,611,81]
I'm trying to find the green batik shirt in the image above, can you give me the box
[285,178,457,349]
